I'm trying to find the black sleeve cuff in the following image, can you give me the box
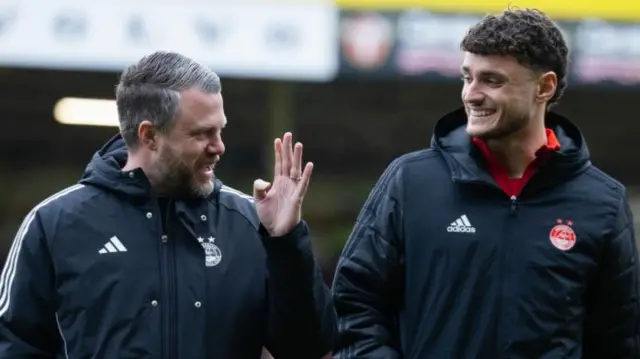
[259,221,315,277]
[259,221,309,249]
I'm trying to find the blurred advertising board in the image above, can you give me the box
[571,20,640,86]
[0,0,339,81]
[335,0,640,22]
[338,9,640,87]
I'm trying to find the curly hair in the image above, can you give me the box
[460,8,569,108]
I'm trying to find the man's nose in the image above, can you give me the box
[462,87,485,105]
[209,140,225,156]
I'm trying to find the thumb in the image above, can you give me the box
[253,179,272,200]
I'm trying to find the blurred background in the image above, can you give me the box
[1,0,640,307]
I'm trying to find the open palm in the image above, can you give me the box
[253,132,313,237]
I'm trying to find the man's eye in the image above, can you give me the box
[193,132,207,139]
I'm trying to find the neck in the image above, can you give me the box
[485,116,547,179]
[122,151,165,195]
[122,151,145,173]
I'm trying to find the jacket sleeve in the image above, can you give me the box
[331,160,405,358]
[0,210,62,358]
[583,194,640,359]
[261,221,337,359]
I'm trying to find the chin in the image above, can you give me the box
[466,124,491,139]
[191,180,215,198]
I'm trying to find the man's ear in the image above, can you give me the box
[536,71,558,104]
[137,120,158,151]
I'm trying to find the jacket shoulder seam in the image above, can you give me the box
[209,186,260,233]
[35,184,87,211]
[583,166,625,197]
[582,167,629,239]
[0,184,85,318]
[395,148,440,166]
[340,150,433,259]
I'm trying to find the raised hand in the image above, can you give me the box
[253,132,313,237]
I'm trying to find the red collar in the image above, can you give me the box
[472,129,561,197]
[472,129,561,160]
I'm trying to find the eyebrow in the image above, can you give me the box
[192,121,225,134]
[461,66,507,78]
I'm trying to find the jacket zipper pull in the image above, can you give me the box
[510,195,518,214]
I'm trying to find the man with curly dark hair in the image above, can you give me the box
[332,8,639,359]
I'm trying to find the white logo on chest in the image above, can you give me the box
[447,214,476,234]
[197,236,222,267]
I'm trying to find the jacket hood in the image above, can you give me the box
[430,107,591,189]
[79,133,221,199]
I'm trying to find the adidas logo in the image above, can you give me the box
[98,236,128,254]
[447,214,476,233]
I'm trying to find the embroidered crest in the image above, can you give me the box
[549,219,576,251]
[197,236,222,267]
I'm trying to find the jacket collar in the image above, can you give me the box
[430,107,592,194]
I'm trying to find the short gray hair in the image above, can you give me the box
[115,51,222,149]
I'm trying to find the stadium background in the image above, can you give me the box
[1,0,639,356]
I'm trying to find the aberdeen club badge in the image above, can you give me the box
[549,219,576,251]
[197,236,222,267]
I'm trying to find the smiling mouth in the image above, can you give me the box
[198,163,215,177]
[469,108,497,117]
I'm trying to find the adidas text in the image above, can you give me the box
[447,226,476,233]
[447,214,476,234]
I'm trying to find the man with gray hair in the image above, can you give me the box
[0,51,336,358]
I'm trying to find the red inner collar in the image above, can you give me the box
[472,129,561,197]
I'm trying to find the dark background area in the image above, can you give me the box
[1,67,639,278]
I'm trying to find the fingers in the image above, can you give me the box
[253,179,272,200]
[274,138,283,176]
[282,132,293,177]
[290,142,303,180]
[274,132,303,179]
[295,162,314,200]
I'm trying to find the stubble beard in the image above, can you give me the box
[473,110,530,142]
[155,147,214,199]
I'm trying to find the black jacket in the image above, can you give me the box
[0,135,336,359]
[332,107,640,358]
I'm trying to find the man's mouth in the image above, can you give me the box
[198,163,216,178]
[469,108,497,117]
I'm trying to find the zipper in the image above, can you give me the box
[160,233,169,359]
[453,161,531,356]
[509,195,518,215]
[498,194,519,356]
[454,177,521,355]
[159,200,177,359]
[157,203,169,359]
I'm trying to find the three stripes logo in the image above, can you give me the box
[98,236,128,254]
[447,214,476,234]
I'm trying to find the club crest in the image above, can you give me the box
[549,219,576,251]
[197,236,222,267]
